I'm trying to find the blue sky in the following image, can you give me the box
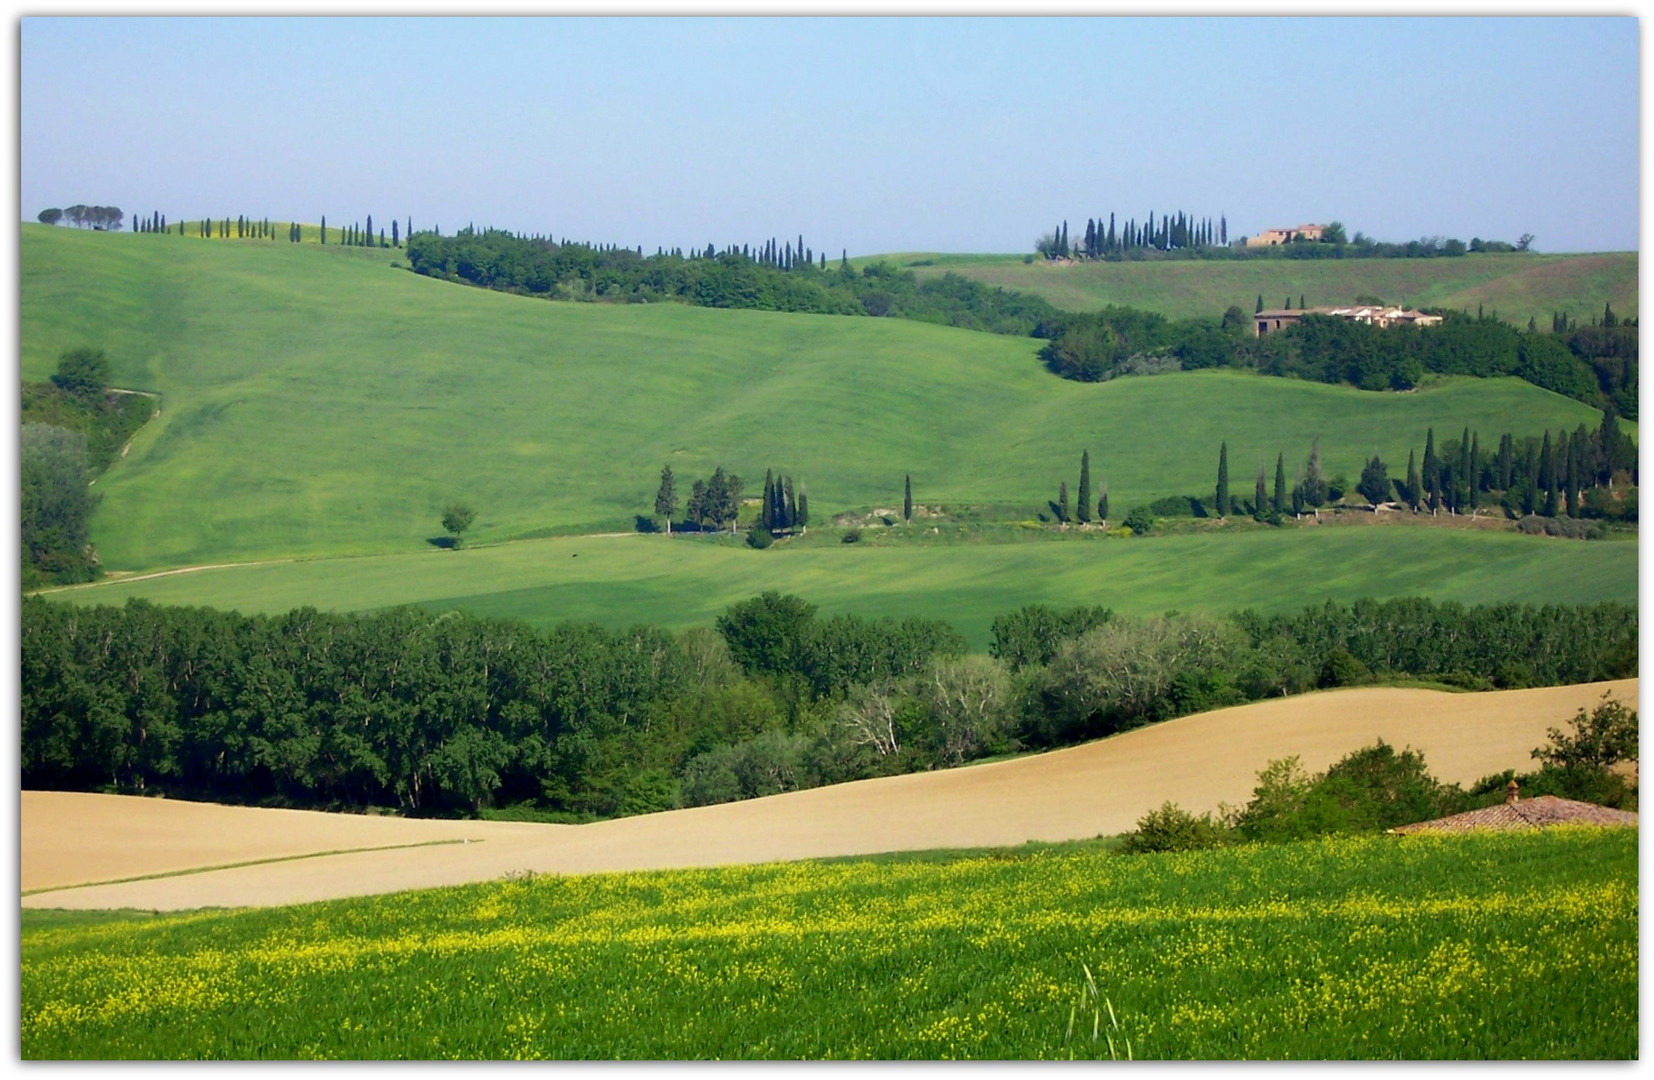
[20,16,1639,254]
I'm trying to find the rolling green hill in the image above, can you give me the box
[22,226,1628,575]
[868,251,1637,326]
[46,527,1638,651]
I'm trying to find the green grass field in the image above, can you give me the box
[21,828,1637,1059]
[48,525,1637,650]
[870,251,1638,326]
[23,226,1628,574]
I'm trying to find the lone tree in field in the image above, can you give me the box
[1215,441,1230,518]
[37,208,62,226]
[441,501,476,546]
[1076,450,1092,524]
[51,347,110,397]
[654,465,677,534]
[904,474,913,522]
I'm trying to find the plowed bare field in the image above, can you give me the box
[23,678,1635,912]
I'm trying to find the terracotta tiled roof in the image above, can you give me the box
[1392,795,1638,834]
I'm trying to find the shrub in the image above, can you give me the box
[50,347,110,397]
[1318,647,1370,688]
[1122,506,1154,535]
[1120,801,1230,854]
[746,527,773,549]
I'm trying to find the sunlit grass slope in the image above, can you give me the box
[23,226,1627,571]
[50,527,1638,650]
[875,251,1638,325]
[20,829,1638,1059]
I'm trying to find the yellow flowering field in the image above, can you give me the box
[22,828,1636,1059]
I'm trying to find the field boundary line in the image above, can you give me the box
[23,838,479,897]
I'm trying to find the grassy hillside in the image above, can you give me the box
[870,251,1638,326]
[22,226,1627,573]
[22,829,1638,1058]
[47,526,1637,650]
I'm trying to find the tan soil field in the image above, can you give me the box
[23,678,1636,912]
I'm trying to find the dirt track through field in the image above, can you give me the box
[23,679,1636,911]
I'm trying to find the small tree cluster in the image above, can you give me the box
[758,468,807,536]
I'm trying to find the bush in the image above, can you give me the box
[1120,801,1231,854]
[50,347,110,397]
[1234,742,1461,842]
[746,527,773,549]
[1122,506,1154,535]
[1318,647,1370,688]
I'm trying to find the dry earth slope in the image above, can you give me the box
[23,679,1636,911]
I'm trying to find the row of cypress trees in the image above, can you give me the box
[1042,211,1228,259]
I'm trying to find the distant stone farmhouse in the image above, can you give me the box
[1246,223,1326,247]
[1254,304,1444,338]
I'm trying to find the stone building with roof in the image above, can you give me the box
[1254,304,1444,338]
[1390,780,1638,834]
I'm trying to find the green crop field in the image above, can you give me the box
[21,828,1637,1059]
[47,526,1638,650]
[871,250,1638,326]
[23,226,1628,574]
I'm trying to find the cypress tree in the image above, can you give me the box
[367,215,373,245]
[1274,453,1287,514]
[321,215,327,244]
[1076,451,1092,523]
[1215,441,1230,517]
[784,475,797,530]
[1299,294,1306,310]
[1254,461,1267,519]
[1405,449,1420,511]
[1456,427,1471,514]
[654,465,677,534]
[796,490,809,533]
[1497,433,1514,491]
[1097,484,1108,525]
[1540,431,1558,516]
[392,219,400,247]
[904,474,913,522]
[1256,294,1264,313]
[761,470,775,531]
[1422,427,1437,500]
[1057,481,1070,524]
[1468,432,1481,513]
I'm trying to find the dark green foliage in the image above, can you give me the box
[746,527,773,549]
[1215,441,1229,516]
[1097,487,1109,524]
[1253,461,1268,520]
[19,595,1637,819]
[405,230,1060,336]
[654,466,677,531]
[1076,451,1092,524]
[50,347,110,397]
[988,604,1115,672]
[22,425,98,585]
[904,474,913,521]
[37,207,62,225]
[21,381,154,475]
[440,501,476,542]
[1273,453,1287,514]
[1533,693,1638,772]
[1119,802,1229,854]
[1123,506,1154,534]
[1235,742,1465,843]
[1056,481,1070,524]
[1357,455,1389,505]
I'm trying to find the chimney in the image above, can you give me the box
[1506,779,1520,805]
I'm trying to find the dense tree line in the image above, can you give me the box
[22,592,1635,818]
[405,227,1061,335]
[1037,210,1229,259]
[1040,305,1638,415]
[1037,217,1535,263]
